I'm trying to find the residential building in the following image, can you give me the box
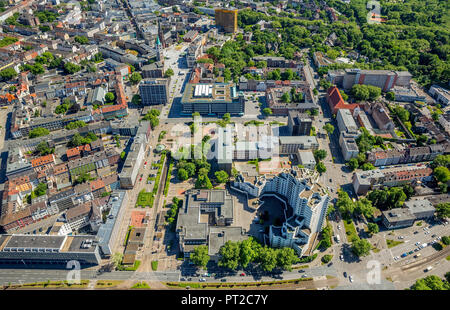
[352,165,433,195]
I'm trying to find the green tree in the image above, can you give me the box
[184,162,196,177]
[321,254,333,264]
[74,35,89,44]
[105,92,115,103]
[367,223,379,236]
[177,168,188,181]
[218,241,240,270]
[435,203,450,219]
[336,190,355,219]
[351,239,372,257]
[195,174,213,189]
[281,92,291,103]
[190,245,210,268]
[434,166,450,183]
[323,123,335,135]
[259,246,277,272]
[0,67,17,80]
[410,275,447,290]
[355,198,375,219]
[129,72,142,85]
[36,141,53,155]
[263,108,272,117]
[361,163,375,171]
[346,158,359,171]
[111,253,123,269]
[313,149,327,161]
[238,238,257,268]
[29,127,50,138]
[64,62,81,74]
[386,92,395,101]
[351,84,370,101]
[315,162,326,174]
[164,68,174,77]
[222,113,231,122]
[276,247,299,271]
[215,170,229,184]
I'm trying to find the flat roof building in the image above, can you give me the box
[215,8,238,33]
[139,78,169,106]
[0,234,101,266]
[181,83,245,116]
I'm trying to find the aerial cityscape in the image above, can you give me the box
[0,0,448,293]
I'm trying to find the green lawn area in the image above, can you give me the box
[446,255,450,261]
[131,281,150,289]
[151,260,158,271]
[136,190,154,207]
[386,239,404,248]
[343,219,359,242]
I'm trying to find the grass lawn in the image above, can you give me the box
[446,255,450,261]
[131,281,150,289]
[95,280,123,288]
[343,219,360,242]
[372,245,381,253]
[151,260,158,271]
[136,190,153,207]
[386,239,404,248]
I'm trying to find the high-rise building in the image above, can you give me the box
[288,111,312,136]
[215,8,238,33]
[139,78,170,106]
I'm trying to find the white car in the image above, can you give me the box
[349,276,353,282]
[337,225,341,230]
[340,255,344,261]
[199,278,206,282]
[415,242,421,246]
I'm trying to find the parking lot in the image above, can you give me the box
[383,220,449,264]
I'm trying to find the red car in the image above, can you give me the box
[145,162,147,165]
[240,273,245,276]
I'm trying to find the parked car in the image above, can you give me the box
[240,273,246,276]
[349,276,353,282]
[220,279,227,282]
[340,255,344,261]
[343,272,347,277]
[199,278,206,282]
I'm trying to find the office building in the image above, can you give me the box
[215,8,238,33]
[139,78,170,106]
[288,111,312,136]
[181,83,245,116]
[0,234,101,266]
